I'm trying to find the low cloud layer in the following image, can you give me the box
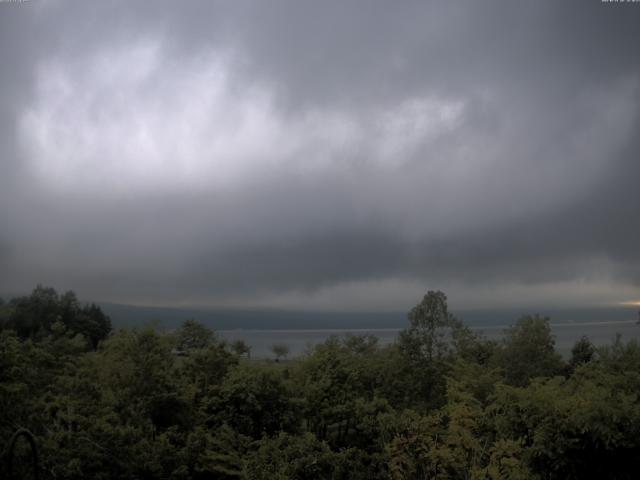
[1,1,639,310]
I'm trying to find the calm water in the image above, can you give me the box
[219,320,640,358]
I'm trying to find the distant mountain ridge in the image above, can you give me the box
[98,302,638,331]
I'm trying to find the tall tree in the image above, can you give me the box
[4,286,111,347]
[230,339,252,358]
[271,343,290,362]
[497,315,564,386]
[175,319,215,352]
[399,290,454,361]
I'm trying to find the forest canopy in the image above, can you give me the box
[1,287,640,479]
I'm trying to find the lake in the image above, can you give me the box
[219,320,640,358]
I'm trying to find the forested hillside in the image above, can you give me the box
[2,287,640,479]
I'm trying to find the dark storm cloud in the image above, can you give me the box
[1,0,639,309]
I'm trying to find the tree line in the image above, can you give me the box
[1,287,639,479]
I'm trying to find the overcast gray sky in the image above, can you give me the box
[1,0,639,311]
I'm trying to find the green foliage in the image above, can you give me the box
[99,327,191,431]
[181,341,238,398]
[394,291,486,412]
[243,432,335,480]
[231,339,252,358]
[0,285,111,349]
[174,319,215,352]
[383,375,528,480]
[342,333,379,354]
[496,314,565,386]
[567,335,596,373]
[0,330,55,429]
[298,336,391,448]
[490,367,640,479]
[0,298,12,330]
[205,364,300,439]
[2,286,640,479]
[271,343,290,361]
[597,335,640,375]
[399,290,453,361]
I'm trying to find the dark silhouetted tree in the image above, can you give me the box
[498,314,564,386]
[231,339,252,358]
[175,319,215,352]
[272,343,290,362]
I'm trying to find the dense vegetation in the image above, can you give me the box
[1,287,640,479]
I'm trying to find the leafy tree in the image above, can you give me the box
[181,341,238,398]
[394,290,470,411]
[175,319,215,352]
[243,432,335,480]
[205,364,300,439]
[342,333,379,355]
[497,314,564,386]
[567,335,596,373]
[385,394,472,478]
[2,286,111,348]
[399,290,453,361]
[230,339,252,358]
[596,336,640,376]
[76,303,112,350]
[299,337,367,443]
[296,336,394,452]
[482,439,530,480]
[271,343,290,362]
[189,424,251,479]
[0,299,13,330]
[490,367,640,479]
[0,331,49,430]
[9,285,61,339]
[4,284,640,479]
[34,354,143,480]
[99,327,188,432]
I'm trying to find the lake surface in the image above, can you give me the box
[219,320,640,358]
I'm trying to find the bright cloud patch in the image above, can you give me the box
[20,41,294,192]
[20,40,466,195]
